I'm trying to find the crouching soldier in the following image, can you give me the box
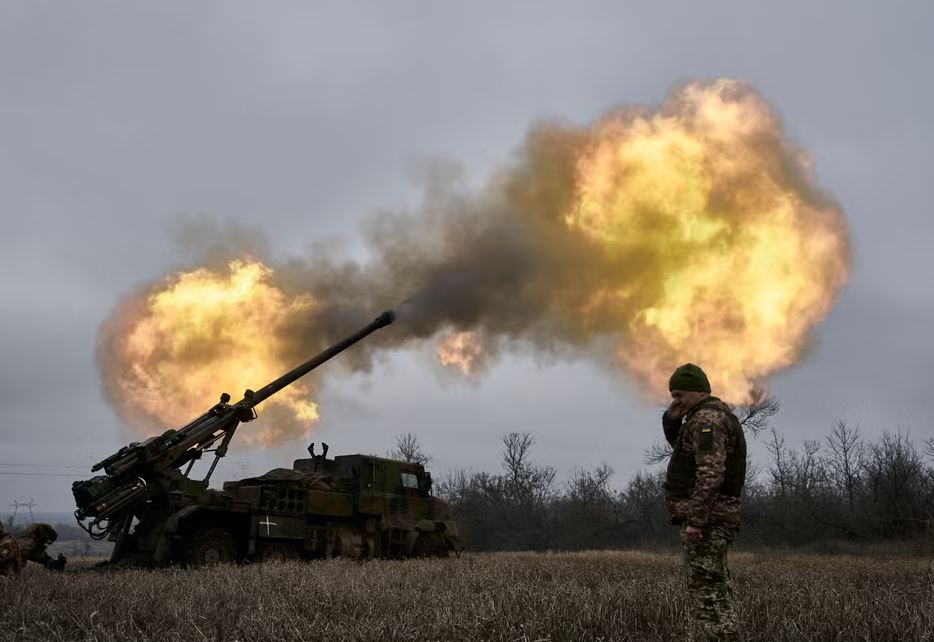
[0,523,67,576]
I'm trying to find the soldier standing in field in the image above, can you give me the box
[0,523,66,576]
[662,363,746,641]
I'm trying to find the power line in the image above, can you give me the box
[8,499,36,526]
[0,462,89,469]
[0,471,82,478]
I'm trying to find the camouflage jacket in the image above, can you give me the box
[0,533,52,575]
[663,396,746,529]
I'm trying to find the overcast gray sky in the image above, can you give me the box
[1,1,932,513]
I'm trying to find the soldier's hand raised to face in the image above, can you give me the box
[666,398,689,420]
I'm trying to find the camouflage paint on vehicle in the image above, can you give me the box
[70,310,461,566]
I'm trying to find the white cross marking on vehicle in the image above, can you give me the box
[259,516,278,535]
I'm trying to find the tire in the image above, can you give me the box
[411,531,449,558]
[258,540,301,562]
[182,527,238,566]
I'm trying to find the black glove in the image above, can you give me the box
[662,411,682,446]
[44,553,67,571]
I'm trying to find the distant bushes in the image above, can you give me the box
[433,421,934,551]
[743,423,934,546]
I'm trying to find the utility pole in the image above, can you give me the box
[8,499,37,529]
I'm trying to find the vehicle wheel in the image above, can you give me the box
[182,527,238,566]
[259,540,301,562]
[411,532,449,558]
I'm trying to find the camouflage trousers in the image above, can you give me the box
[680,525,739,641]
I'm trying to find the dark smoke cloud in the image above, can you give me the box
[269,125,594,375]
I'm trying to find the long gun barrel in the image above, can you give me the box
[245,309,394,407]
[73,309,396,538]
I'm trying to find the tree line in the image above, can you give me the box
[392,398,934,551]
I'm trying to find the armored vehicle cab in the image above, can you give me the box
[202,445,459,563]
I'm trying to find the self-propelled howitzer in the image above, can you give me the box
[71,310,455,565]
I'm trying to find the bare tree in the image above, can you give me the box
[922,437,934,463]
[825,420,864,516]
[502,432,534,490]
[502,432,555,505]
[389,432,431,466]
[643,441,673,466]
[766,427,791,500]
[863,432,929,537]
[736,385,781,435]
[789,439,826,500]
[619,470,668,543]
[567,465,614,505]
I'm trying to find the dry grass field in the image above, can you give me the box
[1,550,932,641]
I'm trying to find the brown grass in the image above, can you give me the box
[1,551,932,641]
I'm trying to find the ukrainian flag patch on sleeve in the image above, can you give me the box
[698,424,714,451]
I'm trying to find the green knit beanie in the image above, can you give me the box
[668,363,711,393]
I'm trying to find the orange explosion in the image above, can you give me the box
[105,260,318,445]
[436,331,485,376]
[563,80,850,401]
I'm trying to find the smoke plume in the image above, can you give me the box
[99,79,851,444]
